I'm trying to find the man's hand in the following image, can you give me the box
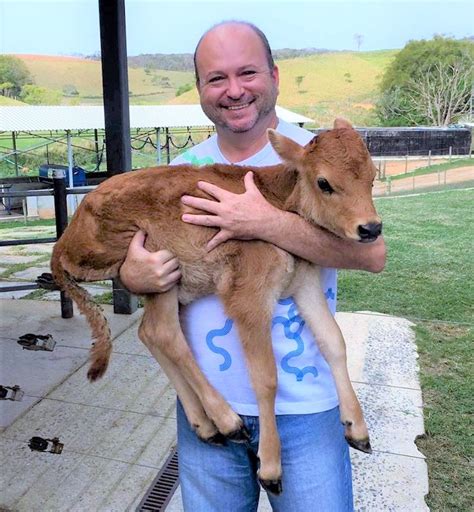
[181,171,281,251]
[119,230,181,294]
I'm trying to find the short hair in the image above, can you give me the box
[193,20,275,84]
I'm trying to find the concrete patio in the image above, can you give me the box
[0,293,429,511]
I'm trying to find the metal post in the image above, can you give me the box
[156,127,161,165]
[165,127,170,164]
[94,129,100,169]
[428,150,432,167]
[405,154,408,174]
[12,131,19,176]
[449,146,452,163]
[99,0,137,315]
[52,169,73,319]
[66,130,76,214]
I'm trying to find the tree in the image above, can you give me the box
[295,75,304,89]
[0,55,32,97]
[20,85,62,105]
[377,36,473,126]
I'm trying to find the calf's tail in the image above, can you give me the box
[51,251,112,381]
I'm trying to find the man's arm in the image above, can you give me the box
[181,172,386,273]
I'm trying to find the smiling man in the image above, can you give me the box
[120,21,385,512]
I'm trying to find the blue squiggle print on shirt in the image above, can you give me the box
[206,318,233,371]
[325,288,335,300]
[274,297,318,382]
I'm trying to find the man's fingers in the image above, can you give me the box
[161,269,182,289]
[181,195,220,214]
[160,256,180,274]
[206,230,232,251]
[243,171,256,190]
[157,250,178,265]
[182,213,222,228]
[129,229,146,251]
[196,180,228,200]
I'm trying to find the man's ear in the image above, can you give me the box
[333,118,353,130]
[267,129,305,166]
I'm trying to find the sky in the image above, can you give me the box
[1,0,472,56]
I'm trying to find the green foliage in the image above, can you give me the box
[0,55,33,96]
[377,36,474,126]
[20,84,62,105]
[176,83,193,97]
[295,75,304,88]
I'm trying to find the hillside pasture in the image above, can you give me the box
[15,54,194,105]
[171,50,397,126]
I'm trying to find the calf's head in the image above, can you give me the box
[268,119,382,243]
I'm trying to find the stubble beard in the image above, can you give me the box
[204,85,278,134]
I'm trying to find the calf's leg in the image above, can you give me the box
[291,262,371,453]
[138,290,247,442]
[219,245,294,495]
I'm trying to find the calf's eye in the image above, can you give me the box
[317,178,334,194]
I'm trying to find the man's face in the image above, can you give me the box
[195,25,279,133]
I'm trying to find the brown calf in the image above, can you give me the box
[51,119,382,495]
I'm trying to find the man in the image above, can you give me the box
[121,21,385,511]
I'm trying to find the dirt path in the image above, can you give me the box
[373,166,474,195]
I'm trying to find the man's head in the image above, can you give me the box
[193,21,279,134]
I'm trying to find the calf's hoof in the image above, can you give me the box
[204,432,227,446]
[258,477,283,495]
[343,420,372,454]
[345,435,372,454]
[226,425,250,443]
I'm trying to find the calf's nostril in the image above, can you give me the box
[358,222,382,239]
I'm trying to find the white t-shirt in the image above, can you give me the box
[172,119,339,415]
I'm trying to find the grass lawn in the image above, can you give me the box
[338,188,473,510]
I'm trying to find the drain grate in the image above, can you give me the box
[137,447,179,511]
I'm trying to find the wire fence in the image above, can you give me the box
[0,127,472,203]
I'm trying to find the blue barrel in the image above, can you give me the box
[39,164,86,186]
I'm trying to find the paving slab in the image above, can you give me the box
[10,265,51,280]
[0,254,44,264]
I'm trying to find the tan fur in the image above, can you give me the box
[51,119,381,493]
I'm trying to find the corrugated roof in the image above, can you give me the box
[0,105,313,132]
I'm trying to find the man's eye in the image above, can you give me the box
[208,76,224,83]
[317,178,334,194]
[241,70,257,79]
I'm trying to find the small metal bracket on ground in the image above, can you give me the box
[17,334,56,352]
[28,436,64,454]
[0,385,24,401]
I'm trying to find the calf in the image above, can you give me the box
[51,119,382,495]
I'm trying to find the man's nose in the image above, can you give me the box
[226,76,244,99]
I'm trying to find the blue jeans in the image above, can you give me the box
[177,401,354,511]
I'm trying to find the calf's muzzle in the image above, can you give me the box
[357,222,383,242]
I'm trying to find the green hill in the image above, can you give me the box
[0,95,27,106]
[12,50,398,126]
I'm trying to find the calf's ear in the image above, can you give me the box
[333,118,353,130]
[267,129,305,166]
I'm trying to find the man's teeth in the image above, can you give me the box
[227,103,249,110]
